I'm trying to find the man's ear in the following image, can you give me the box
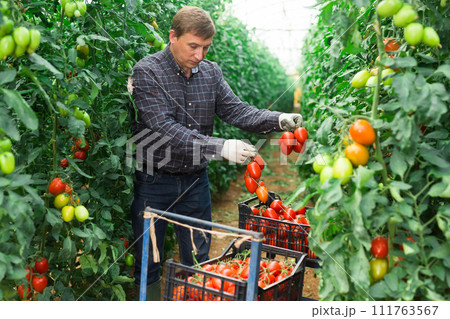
[169,30,177,44]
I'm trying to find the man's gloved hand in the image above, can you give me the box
[221,140,257,164]
[278,113,303,131]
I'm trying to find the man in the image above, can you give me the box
[129,6,302,300]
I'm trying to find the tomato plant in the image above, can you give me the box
[297,0,449,301]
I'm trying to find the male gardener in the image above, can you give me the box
[129,6,302,300]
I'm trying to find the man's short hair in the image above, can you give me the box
[171,6,216,39]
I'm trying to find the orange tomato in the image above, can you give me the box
[256,182,269,203]
[349,119,376,145]
[345,142,370,166]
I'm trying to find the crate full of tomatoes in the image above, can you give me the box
[163,240,307,301]
[238,192,319,268]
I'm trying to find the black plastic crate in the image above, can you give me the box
[238,192,320,268]
[163,240,307,301]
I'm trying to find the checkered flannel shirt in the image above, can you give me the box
[130,44,282,174]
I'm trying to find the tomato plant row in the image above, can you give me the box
[295,0,449,301]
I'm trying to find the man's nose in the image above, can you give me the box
[194,48,203,61]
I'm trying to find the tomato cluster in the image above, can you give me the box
[171,250,297,301]
[377,0,440,47]
[244,155,269,203]
[0,3,41,59]
[61,0,87,18]
[278,127,308,156]
[315,119,376,185]
[48,177,89,223]
[17,258,49,300]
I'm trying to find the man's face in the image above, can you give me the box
[169,31,212,72]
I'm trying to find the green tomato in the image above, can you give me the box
[76,1,87,15]
[60,0,69,8]
[75,205,89,222]
[14,45,27,58]
[0,1,9,13]
[65,2,77,17]
[61,205,75,222]
[320,166,334,184]
[332,157,353,185]
[125,50,135,60]
[76,57,85,67]
[376,0,403,18]
[365,75,377,88]
[0,35,16,58]
[351,70,371,89]
[0,137,12,152]
[28,29,41,51]
[381,68,395,85]
[13,27,30,48]
[0,151,15,174]
[152,36,162,49]
[67,93,78,104]
[125,254,135,266]
[393,4,417,27]
[73,107,84,120]
[54,193,70,209]
[422,27,440,47]
[404,23,424,46]
[313,154,331,173]
[59,107,69,116]
[82,111,91,128]
[370,258,388,282]
[0,16,13,37]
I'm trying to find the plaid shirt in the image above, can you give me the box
[130,44,282,174]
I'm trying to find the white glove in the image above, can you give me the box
[221,140,257,164]
[279,113,303,131]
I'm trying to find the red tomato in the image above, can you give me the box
[247,161,261,179]
[253,154,265,170]
[294,127,308,143]
[60,158,69,168]
[383,38,400,53]
[263,208,278,220]
[239,265,249,279]
[32,275,47,293]
[266,260,281,276]
[296,207,306,215]
[48,177,66,195]
[250,206,259,215]
[283,208,296,221]
[244,176,258,193]
[64,184,72,194]
[34,258,49,274]
[245,218,257,231]
[18,284,31,299]
[75,137,89,151]
[25,267,33,282]
[293,140,304,153]
[277,223,289,239]
[349,119,376,145]
[280,141,293,155]
[371,236,388,258]
[74,150,86,161]
[269,200,284,213]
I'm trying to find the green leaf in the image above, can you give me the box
[87,34,111,42]
[61,236,76,260]
[392,72,415,106]
[98,243,108,264]
[29,54,63,79]
[113,135,128,147]
[125,0,139,14]
[112,275,135,284]
[66,157,93,179]
[112,284,126,301]
[79,254,98,274]
[1,88,38,131]
[0,108,20,141]
[93,225,107,240]
[0,69,17,85]
[349,248,370,292]
[433,64,450,79]
[392,57,417,68]
[329,253,349,294]
[355,166,374,189]
[369,280,388,299]
[430,242,450,259]
[73,228,89,238]
[316,116,333,145]
[390,150,407,179]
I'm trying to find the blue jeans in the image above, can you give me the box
[130,168,212,285]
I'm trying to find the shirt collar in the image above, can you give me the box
[164,43,200,76]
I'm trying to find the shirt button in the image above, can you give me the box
[188,124,191,127]
[177,73,180,75]
[187,81,189,84]
[184,165,187,168]
[188,103,192,106]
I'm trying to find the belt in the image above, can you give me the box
[140,163,204,177]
